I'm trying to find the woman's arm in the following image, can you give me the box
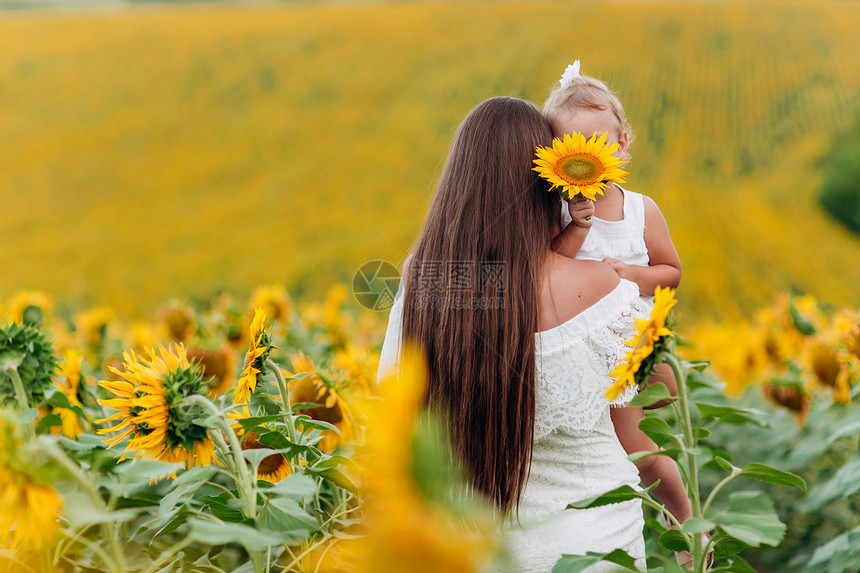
[377,257,411,382]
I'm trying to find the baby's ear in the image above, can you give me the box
[618,131,630,153]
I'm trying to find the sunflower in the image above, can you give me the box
[762,382,812,427]
[833,309,860,360]
[241,431,291,483]
[301,285,350,348]
[288,351,353,451]
[161,303,196,343]
[606,287,677,401]
[250,284,292,324]
[96,344,216,473]
[187,345,237,397]
[6,290,53,326]
[212,293,248,349]
[76,306,114,351]
[685,321,767,397]
[325,345,497,573]
[333,344,380,395]
[129,320,157,352]
[533,131,629,201]
[234,308,273,404]
[806,341,854,403]
[0,412,63,549]
[53,350,86,439]
[0,322,59,409]
[226,403,253,436]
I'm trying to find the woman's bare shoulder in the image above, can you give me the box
[538,254,620,331]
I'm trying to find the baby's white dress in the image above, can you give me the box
[378,279,650,573]
[561,186,654,311]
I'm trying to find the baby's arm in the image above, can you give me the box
[552,196,595,259]
[604,196,682,296]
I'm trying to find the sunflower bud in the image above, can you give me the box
[0,323,58,408]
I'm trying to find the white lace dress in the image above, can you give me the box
[377,279,649,573]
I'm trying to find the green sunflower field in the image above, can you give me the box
[2,2,860,573]
[1,0,859,320]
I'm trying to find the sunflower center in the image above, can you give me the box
[560,155,601,184]
[258,452,287,475]
[811,344,840,386]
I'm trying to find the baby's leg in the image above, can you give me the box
[643,363,677,410]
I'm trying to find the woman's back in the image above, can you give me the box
[495,261,649,572]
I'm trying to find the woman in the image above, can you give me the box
[378,97,691,572]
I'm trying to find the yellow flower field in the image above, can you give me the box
[0,1,858,322]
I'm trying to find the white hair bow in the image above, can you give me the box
[559,60,581,88]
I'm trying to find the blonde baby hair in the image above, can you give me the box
[543,67,635,160]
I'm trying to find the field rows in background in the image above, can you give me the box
[0,1,859,322]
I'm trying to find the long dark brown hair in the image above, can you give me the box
[402,97,559,511]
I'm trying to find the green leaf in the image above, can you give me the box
[242,447,290,468]
[737,462,807,492]
[19,408,37,424]
[714,456,736,472]
[826,419,860,445]
[551,548,641,572]
[36,412,62,432]
[301,464,358,493]
[809,522,860,571]
[258,430,309,460]
[262,496,319,532]
[115,459,184,484]
[685,369,722,391]
[58,433,105,452]
[628,449,681,464]
[200,493,244,522]
[187,518,284,552]
[294,414,340,434]
[159,466,215,516]
[800,454,860,511]
[681,518,715,535]
[237,414,284,433]
[659,529,691,552]
[686,360,710,372]
[291,401,325,411]
[283,372,314,382]
[712,533,748,558]
[699,446,734,471]
[47,392,71,409]
[696,427,711,440]
[723,556,759,573]
[696,403,768,427]
[629,382,674,408]
[62,491,139,528]
[567,482,659,510]
[267,474,317,501]
[638,417,680,448]
[711,491,786,547]
[789,298,816,335]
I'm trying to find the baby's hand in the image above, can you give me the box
[568,196,595,229]
[603,258,639,283]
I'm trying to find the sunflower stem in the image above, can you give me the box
[266,358,300,446]
[4,361,30,410]
[184,395,257,521]
[42,440,125,573]
[666,354,704,573]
